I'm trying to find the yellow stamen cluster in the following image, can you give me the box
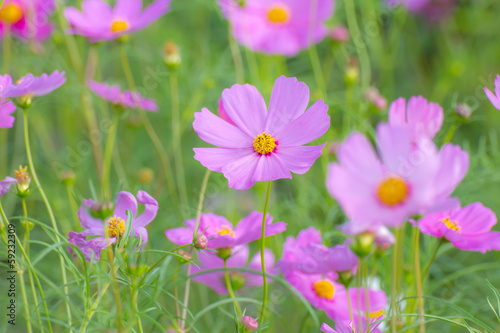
[106,216,126,238]
[111,20,128,33]
[14,165,29,185]
[267,6,289,24]
[0,3,23,24]
[217,225,236,238]
[253,132,276,155]
[370,309,384,319]
[377,177,407,206]
[313,280,335,299]
[440,217,461,233]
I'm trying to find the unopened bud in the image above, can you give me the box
[177,249,192,264]
[90,201,114,220]
[217,247,232,260]
[163,42,181,70]
[350,232,375,258]
[14,166,30,197]
[241,316,258,331]
[60,170,76,186]
[373,95,388,110]
[330,25,350,43]
[138,168,154,185]
[195,234,208,250]
[455,104,471,119]
[345,60,359,86]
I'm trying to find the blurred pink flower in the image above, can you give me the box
[219,0,334,56]
[414,202,500,253]
[321,317,382,333]
[64,0,171,42]
[484,75,500,110]
[0,74,16,128]
[0,0,54,41]
[330,25,350,43]
[326,123,468,227]
[385,0,456,21]
[278,227,358,275]
[388,96,443,143]
[68,190,158,262]
[88,80,158,111]
[191,245,276,294]
[193,76,330,190]
[0,71,66,98]
[0,177,17,198]
[165,211,286,250]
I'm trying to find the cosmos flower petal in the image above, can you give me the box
[133,190,159,228]
[165,227,193,245]
[320,323,337,333]
[245,249,276,286]
[451,232,500,253]
[276,144,325,174]
[193,147,254,172]
[114,0,143,19]
[0,101,16,128]
[135,0,171,29]
[0,176,17,197]
[484,87,500,110]
[452,202,496,236]
[265,76,310,133]
[252,154,292,182]
[375,123,412,174]
[114,191,138,221]
[223,152,261,190]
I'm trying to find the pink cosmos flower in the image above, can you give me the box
[321,317,382,333]
[414,202,500,253]
[278,227,358,275]
[193,76,330,190]
[218,98,235,126]
[64,0,171,42]
[165,212,286,250]
[339,222,395,251]
[219,0,334,56]
[0,0,54,41]
[191,245,276,294]
[68,190,158,262]
[385,0,456,21]
[388,96,443,143]
[0,177,17,197]
[326,123,468,227]
[88,80,158,111]
[484,75,500,110]
[0,71,66,99]
[330,25,350,43]
[0,75,16,128]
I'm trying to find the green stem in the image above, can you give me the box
[227,28,245,84]
[422,239,443,281]
[169,73,188,205]
[346,288,353,321]
[106,246,123,332]
[442,123,458,145]
[413,229,425,332]
[64,183,79,232]
[119,44,179,211]
[132,287,144,333]
[308,45,326,98]
[3,25,11,73]
[102,110,120,201]
[259,181,272,326]
[391,227,402,333]
[224,259,242,317]
[22,108,71,330]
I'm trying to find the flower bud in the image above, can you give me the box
[455,104,471,119]
[345,59,359,86]
[229,272,246,291]
[138,168,154,185]
[373,95,388,110]
[163,42,181,70]
[350,232,375,258]
[217,247,232,260]
[14,165,30,197]
[177,249,193,264]
[60,170,76,186]
[90,201,114,220]
[330,25,350,43]
[241,316,258,331]
[195,234,208,250]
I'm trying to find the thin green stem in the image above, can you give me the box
[442,123,458,145]
[64,183,79,232]
[346,288,353,321]
[102,110,120,201]
[22,108,72,330]
[3,25,11,73]
[224,260,243,317]
[119,45,178,210]
[422,239,443,281]
[228,28,245,84]
[105,245,123,332]
[259,181,272,326]
[391,227,402,333]
[413,229,425,332]
[308,45,326,98]
[132,287,144,333]
[169,73,188,205]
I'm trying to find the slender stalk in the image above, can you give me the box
[308,45,326,98]
[227,28,245,84]
[224,260,243,317]
[105,245,123,332]
[391,227,402,333]
[132,287,144,333]
[422,239,443,281]
[413,229,425,332]
[22,108,72,329]
[180,169,211,331]
[346,288,353,321]
[173,264,181,326]
[442,123,458,145]
[102,110,120,201]
[64,183,79,232]
[169,73,188,205]
[259,181,272,325]
[3,25,11,73]
[119,45,178,209]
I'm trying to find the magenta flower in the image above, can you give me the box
[321,317,382,333]
[165,212,286,250]
[0,71,66,100]
[385,0,456,21]
[330,25,350,43]
[484,75,500,110]
[193,76,330,190]
[68,190,158,262]
[219,0,334,56]
[0,177,17,198]
[0,0,54,41]
[191,245,276,294]
[326,123,468,227]
[88,81,158,111]
[414,202,500,253]
[0,74,16,128]
[388,96,443,143]
[64,0,171,42]
[278,227,358,275]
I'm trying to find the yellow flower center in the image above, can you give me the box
[253,132,276,155]
[0,3,23,24]
[111,20,129,33]
[440,217,461,233]
[106,216,126,238]
[217,225,235,238]
[377,177,408,206]
[313,280,335,299]
[370,309,384,319]
[267,5,290,24]
[14,165,29,183]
